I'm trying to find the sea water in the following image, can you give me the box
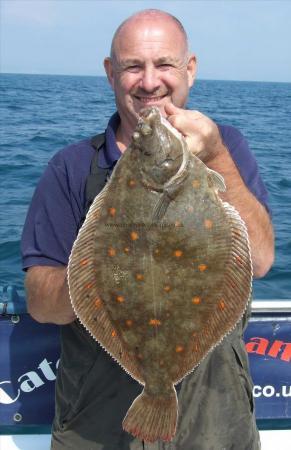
[1,74,290,299]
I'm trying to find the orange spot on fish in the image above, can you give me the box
[80,258,89,266]
[204,219,213,229]
[135,273,144,281]
[149,319,161,326]
[198,264,207,272]
[192,296,201,305]
[219,299,226,311]
[176,345,184,353]
[124,247,130,253]
[126,319,133,327]
[94,298,102,308]
[128,179,136,187]
[108,207,116,217]
[130,231,139,241]
[192,179,200,188]
[111,330,117,337]
[235,255,243,266]
[174,249,183,258]
[108,247,116,256]
[163,285,171,293]
[85,282,94,289]
[116,295,125,303]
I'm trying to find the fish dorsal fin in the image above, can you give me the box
[68,179,144,385]
[206,167,226,192]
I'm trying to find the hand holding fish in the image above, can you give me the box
[164,103,225,163]
[164,104,274,279]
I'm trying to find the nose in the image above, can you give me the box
[139,65,161,93]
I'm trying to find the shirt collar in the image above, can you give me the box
[98,112,122,169]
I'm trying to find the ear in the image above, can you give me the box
[186,54,197,88]
[104,57,115,89]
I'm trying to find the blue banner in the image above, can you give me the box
[244,319,291,420]
[0,314,59,426]
[0,313,290,428]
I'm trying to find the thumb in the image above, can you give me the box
[164,103,183,117]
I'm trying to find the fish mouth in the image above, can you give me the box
[134,94,168,105]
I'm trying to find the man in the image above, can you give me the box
[21,9,274,450]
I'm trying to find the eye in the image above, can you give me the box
[125,65,142,73]
[158,63,173,71]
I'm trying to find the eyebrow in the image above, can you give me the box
[155,56,181,65]
[118,59,143,68]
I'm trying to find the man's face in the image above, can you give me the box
[104,18,196,131]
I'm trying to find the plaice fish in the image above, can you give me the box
[68,107,253,443]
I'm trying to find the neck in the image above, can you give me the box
[115,116,137,153]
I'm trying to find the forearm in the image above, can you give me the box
[25,266,76,325]
[207,144,274,278]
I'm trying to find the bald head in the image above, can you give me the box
[104,8,196,139]
[110,9,189,61]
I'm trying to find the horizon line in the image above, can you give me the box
[1,72,291,84]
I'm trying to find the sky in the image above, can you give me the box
[1,0,291,82]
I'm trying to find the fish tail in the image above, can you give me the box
[122,386,178,443]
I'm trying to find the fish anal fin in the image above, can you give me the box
[172,200,252,383]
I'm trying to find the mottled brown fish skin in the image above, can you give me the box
[68,107,252,442]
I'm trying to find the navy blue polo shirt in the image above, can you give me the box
[21,113,270,270]
[98,112,122,169]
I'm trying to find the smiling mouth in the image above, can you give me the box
[134,95,167,104]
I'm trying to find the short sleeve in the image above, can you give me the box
[21,138,95,270]
[21,161,83,270]
[218,125,271,215]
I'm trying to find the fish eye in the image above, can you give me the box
[133,131,140,141]
[142,149,152,156]
[140,124,152,136]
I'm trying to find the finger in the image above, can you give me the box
[185,136,203,154]
[164,103,183,117]
[165,104,204,125]
[167,113,185,133]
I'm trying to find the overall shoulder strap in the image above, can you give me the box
[83,133,109,221]
[91,133,106,154]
